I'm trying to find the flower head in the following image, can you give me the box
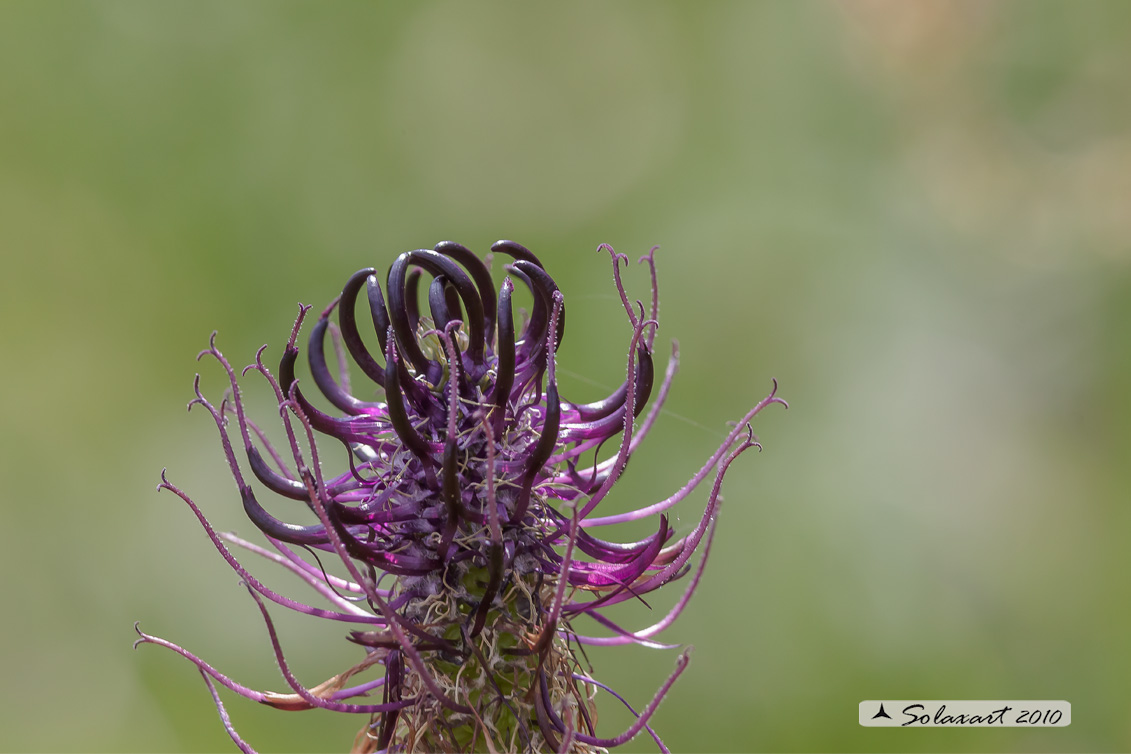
[136,241,786,753]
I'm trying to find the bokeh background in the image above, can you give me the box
[2,1,1130,751]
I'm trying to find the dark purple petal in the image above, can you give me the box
[337,267,387,386]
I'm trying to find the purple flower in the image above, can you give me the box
[136,241,786,753]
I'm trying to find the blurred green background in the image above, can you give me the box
[2,1,1130,751]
